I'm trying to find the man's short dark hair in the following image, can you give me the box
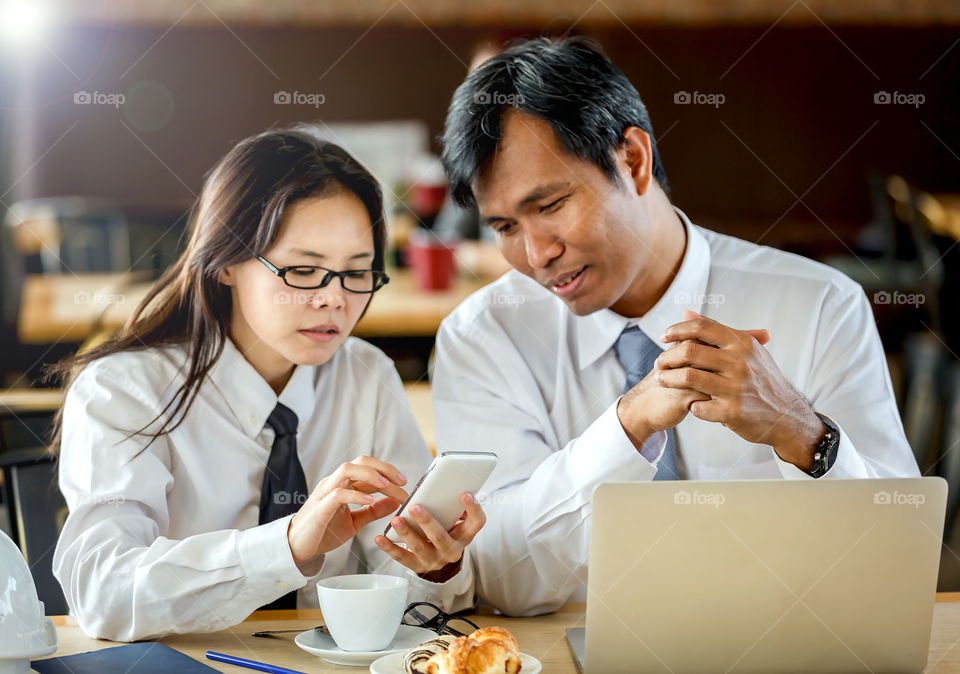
[441,36,669,208]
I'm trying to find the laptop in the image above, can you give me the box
[567,478,946,673]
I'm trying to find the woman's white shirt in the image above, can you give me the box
[53,337,475,641]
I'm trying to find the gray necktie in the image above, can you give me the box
[614,326,679,480]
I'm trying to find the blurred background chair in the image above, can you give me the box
[0,388,67,615]
[900,332,953,474]
[4,197,131,274]
[123,202,192,275]
[0,197,131,388]
[941,362,960,544]
[0,198,190,387]
[825,174,945,351]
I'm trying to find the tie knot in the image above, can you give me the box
[266,402,298,437]
[614,326,662,384]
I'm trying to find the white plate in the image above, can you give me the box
[295,624,436,666]
[369,650,543,673]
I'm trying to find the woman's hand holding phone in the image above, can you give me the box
[286,455,409,568]
[374,493,486,582]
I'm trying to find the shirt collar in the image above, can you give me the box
[574,207,712,370]
[207,337,317,438]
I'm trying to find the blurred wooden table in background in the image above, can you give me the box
[18,270,490,345]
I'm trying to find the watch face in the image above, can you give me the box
[808,418,841,477]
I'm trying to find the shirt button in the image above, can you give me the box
[276,581,289,591]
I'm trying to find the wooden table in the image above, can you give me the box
[46,604,586,673]
[18,270,491,344]
[41,595,960,672]
[353,272,489,338]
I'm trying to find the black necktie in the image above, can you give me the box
[258,402,308,610]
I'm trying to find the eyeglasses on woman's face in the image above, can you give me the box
[257,256,389,294]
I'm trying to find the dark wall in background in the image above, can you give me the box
[4,22,958,255]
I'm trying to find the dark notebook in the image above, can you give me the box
[33,642,218,673]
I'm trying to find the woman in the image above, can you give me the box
[50,126,484,642]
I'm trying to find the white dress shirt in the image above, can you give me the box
[433,208,919,617]
[53,337,475,641]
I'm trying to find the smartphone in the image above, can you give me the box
[383,451,498,543]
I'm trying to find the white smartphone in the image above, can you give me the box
[384,451,498,543]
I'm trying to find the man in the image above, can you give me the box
[433,36,920,616]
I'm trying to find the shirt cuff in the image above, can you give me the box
[568,398,664,482]
[402,547,476,613]
[236,514,309,603]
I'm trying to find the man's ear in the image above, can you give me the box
[618,126,653,197]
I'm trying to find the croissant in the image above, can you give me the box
[470,626,520,669]
[421,627,521,674]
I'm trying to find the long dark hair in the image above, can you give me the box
[46,125,387,451]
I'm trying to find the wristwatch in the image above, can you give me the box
[806,414,840,478]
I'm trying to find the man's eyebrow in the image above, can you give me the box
[286,248,374,261]
[516,181,572,209]
[481,181,572,226]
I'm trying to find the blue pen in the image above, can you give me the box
[205,650,306,674]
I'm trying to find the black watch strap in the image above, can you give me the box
[807,413,840,478]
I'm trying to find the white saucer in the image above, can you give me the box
[295,624,436,666]
[369,650,543,673]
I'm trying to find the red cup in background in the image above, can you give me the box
[409,182,448,220]
[407,229,457,292]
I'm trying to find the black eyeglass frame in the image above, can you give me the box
[401,601,480,637]
[256,255,390,294]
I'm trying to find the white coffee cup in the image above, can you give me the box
[316,574,409,652]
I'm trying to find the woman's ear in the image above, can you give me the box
[619,126,653,197]
[219,265,235,286]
